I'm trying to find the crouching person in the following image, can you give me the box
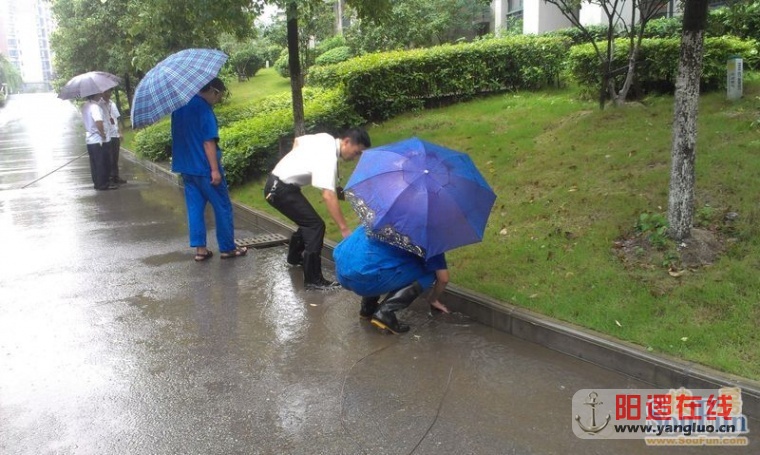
[334,227,450,334]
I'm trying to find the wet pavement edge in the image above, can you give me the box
[121,147,760,420]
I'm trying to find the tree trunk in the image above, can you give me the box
[286,2,306,137]
[667,0,709,241]
[615,42,640,105]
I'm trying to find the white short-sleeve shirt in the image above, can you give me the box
[81,100,107,145]
[271,133,339,191]
[102,99,120,139]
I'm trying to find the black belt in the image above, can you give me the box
[266,174,297,200]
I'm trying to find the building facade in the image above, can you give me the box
[0,0,56,91]
[491,0,727,36]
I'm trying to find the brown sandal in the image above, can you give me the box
[194,250,213,262]
[221,247,247,259]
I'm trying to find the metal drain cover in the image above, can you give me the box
[234,233,288,249]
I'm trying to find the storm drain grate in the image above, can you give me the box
[235,233,288,249]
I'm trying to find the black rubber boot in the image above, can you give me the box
[371,282,422,334]
[287,231,305,266]
[303,252,340,291]
[359,296,380,320]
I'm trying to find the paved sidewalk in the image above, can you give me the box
[1,93,756,454]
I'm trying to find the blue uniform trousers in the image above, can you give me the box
[182,174,235,252]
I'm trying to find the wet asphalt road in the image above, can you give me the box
[0,94,755,455]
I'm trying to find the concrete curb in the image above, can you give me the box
[123,148,760,419]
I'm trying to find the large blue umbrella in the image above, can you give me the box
[131,48,228,128]
[345,137,497,260]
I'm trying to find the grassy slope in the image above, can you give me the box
[131,67,760,379]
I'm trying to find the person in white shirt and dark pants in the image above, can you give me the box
[101,89,126,184]
[81,93,115,190]
[264,128,370,290]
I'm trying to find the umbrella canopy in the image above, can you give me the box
[131,48,228,128]
[345,137,497,260]
[57,71,121,100]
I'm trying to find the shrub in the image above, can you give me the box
[134,121,172,162]
[643,16,683,39]
[228,46,265,80]
[316,35,348,54]
[709,2,760,42]
[262,45,285,67]
[133,88,364,186]
[544,25,610,45]
[308,35,571,120]
[567,36,759,96]
[314,46,353,66]
[274,52,290,78]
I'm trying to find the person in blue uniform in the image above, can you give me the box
[334,227,450,334]
[171,77,247,262]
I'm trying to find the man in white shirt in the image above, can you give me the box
[264,128,370,290]
[100,89,126,184]
[81,93,115,190]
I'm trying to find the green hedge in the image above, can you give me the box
[134,121,172,161]
[314,46,353,66]
[133,88,364,186]
[308,35,571,120]
[568,36,759,95]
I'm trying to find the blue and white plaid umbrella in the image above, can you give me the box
[131,48,228,128]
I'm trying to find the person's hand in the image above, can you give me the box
[430,299,450,314]
[210,170,222,186]
[340,226,351,238]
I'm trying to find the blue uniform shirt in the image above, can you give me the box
[171,95,221,176]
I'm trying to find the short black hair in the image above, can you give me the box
[200,77,227,93]
[342,127,371,148]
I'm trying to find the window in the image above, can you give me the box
[506,0,523,29]
[507,0,523,15]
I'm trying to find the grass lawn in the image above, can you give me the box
[127,67,760,380]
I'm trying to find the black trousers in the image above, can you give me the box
[108,137,121,179]
[264,174,325,256]
[86,142,111,189]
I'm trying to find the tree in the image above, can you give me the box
[124,0,259,72]
[268,0,391,136]
[50,0,259,110]
[343,0,492,54]
[667,0,710,241]
[543,0,669,109]
[0,54,23,92]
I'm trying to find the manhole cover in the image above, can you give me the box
[235,233,288,249]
